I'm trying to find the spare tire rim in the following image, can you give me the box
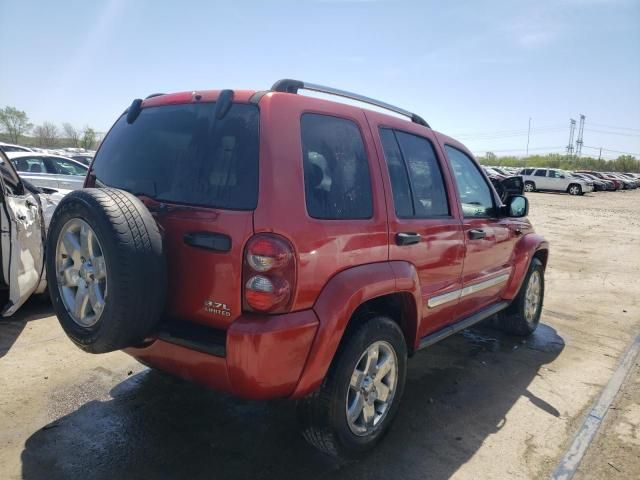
[346,340,398,436]
[524,270,541,323]
[55,218,107,328]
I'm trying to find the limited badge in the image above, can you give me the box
[204,300,232,317]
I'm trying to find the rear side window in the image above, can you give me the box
[534,169,547,177]
[92,103,259,210]
[301,114,372,219]
[379,128,449,218]
[13,156,46,173]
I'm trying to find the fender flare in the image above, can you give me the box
[291,261,421,398]
[502,233,549,300]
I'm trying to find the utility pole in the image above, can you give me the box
[575,114,585,158]
[598,147,602,161]
[566,118,576,160]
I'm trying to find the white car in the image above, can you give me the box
[0,150,64,316]
[6,152,88,191]
[519,168,594,195]
[0,142,32,153]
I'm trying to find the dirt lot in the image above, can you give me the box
[1,190,639,480]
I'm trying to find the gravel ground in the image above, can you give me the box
[0,189,639,480]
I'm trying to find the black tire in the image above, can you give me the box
[498,258,544,336]
[524,181,536,192]
[568,184,582,196]
[46,188,167,353]
[297,316,407,458]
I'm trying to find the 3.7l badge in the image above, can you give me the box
[204,300,231,317]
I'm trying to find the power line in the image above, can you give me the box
[473,145,565,153]
[583,145,640,156]
[588,122,640,132]
[451,125,565,138]
[584,128,640,137]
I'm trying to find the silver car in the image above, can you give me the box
[519,167,594,195]
[6,152,88,190]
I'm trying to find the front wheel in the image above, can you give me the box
[497,258,544,336]
[297,316,407,458]
[568,184,582,195]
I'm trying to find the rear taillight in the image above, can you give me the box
[243,234,296,313]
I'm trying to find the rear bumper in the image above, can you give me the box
[125,310,319,400]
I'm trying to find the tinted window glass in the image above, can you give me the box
[380,128,449,217]
[13,156,46,173]
[93,103,259,210]
[534,169,547,177]
[445,146,495,217]
[48,157,87,176]
[301,114,372,219]
[379,129,412,217]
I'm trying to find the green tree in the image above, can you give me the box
[81,126,96,150]
[0,106,33,144]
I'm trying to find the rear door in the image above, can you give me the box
[13,156,58,189]
[441,144,514,319]
[88,99,259,330]
[0,153,45,316]
[366,113,465,337]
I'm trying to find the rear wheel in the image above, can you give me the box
[568,184,582,195]
[47,188,167,353]
[524,181,535,192]
[497,258,544,336]
[297,316,407,458]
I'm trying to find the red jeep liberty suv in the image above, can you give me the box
[46,79,548,458]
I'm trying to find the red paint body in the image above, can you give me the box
[91,88,548,400]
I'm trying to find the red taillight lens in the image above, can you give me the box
[243,234,296,313]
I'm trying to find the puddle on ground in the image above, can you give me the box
[461,323,565,356]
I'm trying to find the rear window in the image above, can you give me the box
[92,102,259,210]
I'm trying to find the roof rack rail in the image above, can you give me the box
[271,79,430,128]
[145,93,165,99]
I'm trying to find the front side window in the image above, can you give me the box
[301,113,372,219]
[445,145,495,218]
[48,157,88,176]
[93,103,259,210]
[379,128,449,217]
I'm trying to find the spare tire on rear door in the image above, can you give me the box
[46,187,167,353]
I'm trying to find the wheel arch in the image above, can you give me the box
[502,234,549,300]
[291,261,421,398]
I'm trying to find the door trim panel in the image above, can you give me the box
[427,270,510,308]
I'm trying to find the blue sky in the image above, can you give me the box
[1,0,638,159]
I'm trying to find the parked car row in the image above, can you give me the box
[515,167,639,195]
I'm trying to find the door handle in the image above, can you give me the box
[468,229,486,240]
[395,232,421,246]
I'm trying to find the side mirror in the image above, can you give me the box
[504,195,528,218]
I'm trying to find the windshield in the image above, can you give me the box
[92,102,260,210]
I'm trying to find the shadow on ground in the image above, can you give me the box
[0,297,53,359]
[21,324,564,480]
